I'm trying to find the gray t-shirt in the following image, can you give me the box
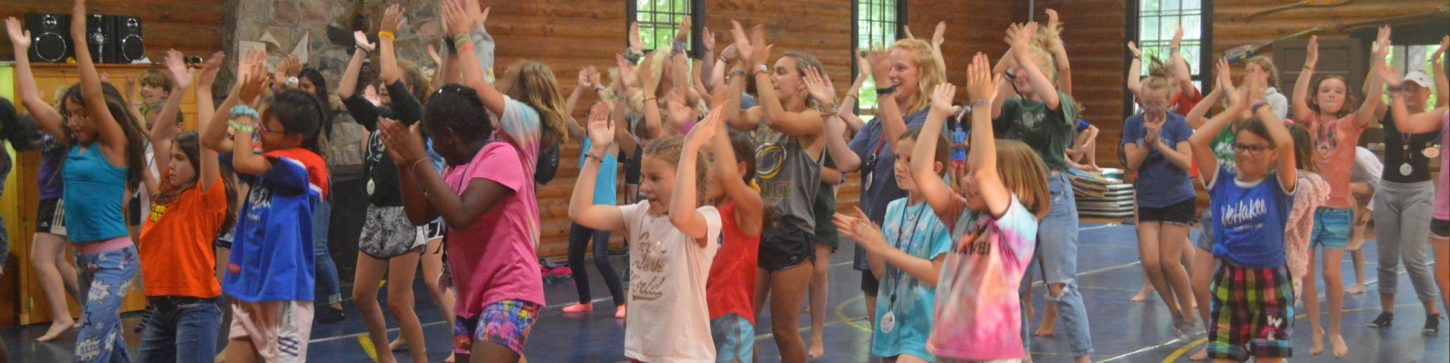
[753,122,822,235]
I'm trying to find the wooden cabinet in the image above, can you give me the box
[3,63,201,327]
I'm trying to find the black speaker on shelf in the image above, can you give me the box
[84,14,114,63]
[111,16,143,63]
[24,13,72,63]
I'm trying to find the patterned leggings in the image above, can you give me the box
[74,244,140,363]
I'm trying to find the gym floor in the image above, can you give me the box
[3,222,1447,362]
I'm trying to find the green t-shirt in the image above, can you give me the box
[992,92,1077,172]
[1210,125,1238,172]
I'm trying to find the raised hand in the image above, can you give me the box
[1214,57,1234,92]
[464,0,487,29]
[638,51,659,94]
[164,49,194,90]
[1377,63,1405,88]
[929,83,959,115]
[1046,9,1060,30]
[702,26,716,52]
[720,44,739,62]
[1171,22,1184,49]
[802,66,837,107]
[1127,41,1142,57]
[730,20,754,65]
[965,52,1000,103]
[1305,35,1319,68]
[675,16,691,43]
[629,21,644,53]
[274,54,301,83]
[684,107,721,149]
[864,48,892,81]
[441,0,470,38]
[1372,25,1392,60]
[1433,36,1448,67]
[615,53,637,86]
[1005,22,1034,50]
[931,21,947,50]
[665,87,694,123]
[238,49,271,102]
[199,51,225,86]
[586,100,616,149]
[748,24,770,66]
[380,4,406,36]
[427,44,442,67]
[578,66,594,88]
[5,17,30,50]
[354,31,376,52]
[589,67,603,89]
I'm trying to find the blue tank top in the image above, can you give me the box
[62,144,128,243]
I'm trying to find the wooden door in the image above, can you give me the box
[1273,38,1366,100]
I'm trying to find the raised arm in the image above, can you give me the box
[70,0,126,160]
[1191,86,1250,184]
[803,65,861,172]
[671,109,724,245]
[1007,22,1059,110]
[569,101,627,231]
[443,0,505,114]
[1291,36,1318,123]
[1187,58,1232,129]
[378,5,405,88]
[1434,36,1448,107]
[1244,74,1296,190]
[1353,26,1391,128]
[838,52,869,132]
[1046,10,1072,95]
[196,51,224,138]
[707,112,765,237]
[337,32,373,100]
[741,22,823,138]
[910,83,960,221]
[963,53,1013,218]
[863,49,909,145]
[6,17,68,144]
[722,24,761,131]
[1127,41,1143,96]
[1169,24,1195,97]
[1381,66,1449,134]
[203,49,267,153]
[148,49,194,196]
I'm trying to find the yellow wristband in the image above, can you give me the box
[378,31,396,41]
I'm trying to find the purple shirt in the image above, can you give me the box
[37,135,65,200]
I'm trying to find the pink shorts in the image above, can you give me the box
[229,300,313,363]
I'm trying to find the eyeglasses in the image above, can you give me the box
[1232,143,1271,155]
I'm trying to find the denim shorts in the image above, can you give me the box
[1195,211,1215,251]
[1311,208,1353,250]
[711,313,755,363]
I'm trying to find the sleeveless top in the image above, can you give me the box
[62,144,128,243]
[752,122,822,234]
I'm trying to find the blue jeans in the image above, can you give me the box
[1020,174,1094,356]
[313,201,342,305]
[135,297,223,363]
[75,244,140,363]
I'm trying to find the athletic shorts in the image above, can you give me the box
[454,300,540,358]
[229,300,313,363]
[35,198,67,237]
[1432,218,1449,240]
[359,206,426,258]
[418,219,446,242]
[711,313,755,363]
[1310,207,1352,250]
[861,270,881,294]
[1207,263,1293,362]
[214,230,234,250]
[1138,198,1196,226]
[758,226,815,271]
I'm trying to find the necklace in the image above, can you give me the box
[881,201,929,334]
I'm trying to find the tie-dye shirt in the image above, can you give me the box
[873,198,952,360]
[927,195,1037,361]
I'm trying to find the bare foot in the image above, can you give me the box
[1310,329,1325,356]
[1035,307,1058,336]
[1331,333,1348,358]
[37,319,76,342]
[807,334,825,360]
[1346,284,1366,295]
[390,336,407,351]
[1131,284,1153,302]
[1189,346,1208,361]
[444,352,456,363]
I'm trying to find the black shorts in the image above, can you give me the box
[758,226,815,271]
[214,230,234,250]
[860,270,880,294]
[35,198,67,237]
[419,219,446,241]
[1138,198,1196,226]
[127,192,142,227]
[1433,218,1450,240]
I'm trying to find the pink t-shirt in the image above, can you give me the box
[444,142,545,317]
[927,195,1037,361]
[496,96,542,180]
[1286,171,1330,279]
[1437,110,1449,220]
[1307,114,1366,209]
[619,201,721,363]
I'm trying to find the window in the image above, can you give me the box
[854,0,905,117]
[1129,1,1211,110]
[629,0,705,57]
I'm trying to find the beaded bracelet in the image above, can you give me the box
[230,105,259,119]
[378,31,396,42]
[228,120,255,134]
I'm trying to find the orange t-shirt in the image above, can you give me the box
[139,177,226,298]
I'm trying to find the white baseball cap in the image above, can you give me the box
[1404,71,1433,88]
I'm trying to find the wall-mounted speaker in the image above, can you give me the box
[24,13,71,63]
[112,16,143,63]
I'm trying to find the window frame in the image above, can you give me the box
[1124,0,1214,116]
[852,0,908,118]
[627,0,708,59]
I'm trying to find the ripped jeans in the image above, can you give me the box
[1020,173,1094,356]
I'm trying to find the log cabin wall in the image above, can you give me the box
[0,0,227,62]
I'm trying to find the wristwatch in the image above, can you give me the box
[285,76,300,88]
[756,63,770,75]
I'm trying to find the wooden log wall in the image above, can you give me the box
[0,0,227,62]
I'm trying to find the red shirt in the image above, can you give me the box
[706,202,760,323]
[1171,87,1203,118]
